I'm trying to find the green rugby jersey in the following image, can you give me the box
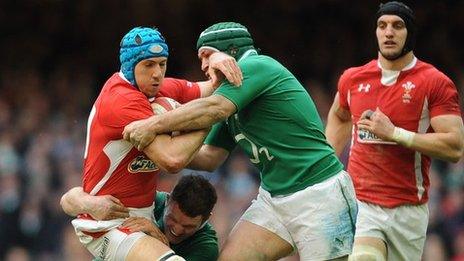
[154,192,218,261]
[206,52,343,196]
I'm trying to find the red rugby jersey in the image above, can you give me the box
[338,58,461,207]
[82,73,199,208]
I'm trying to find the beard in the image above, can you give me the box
[379,48,404,61]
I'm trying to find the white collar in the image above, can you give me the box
[118,71,131,83]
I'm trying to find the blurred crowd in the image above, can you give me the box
[0,0,463,260]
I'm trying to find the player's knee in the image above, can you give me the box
[348,245,386,261]
[157,250,186,261]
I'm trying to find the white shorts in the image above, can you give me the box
[241,170,358,260]
[355,201,428,261]
[72,204,154,261]
[86,228,145,261]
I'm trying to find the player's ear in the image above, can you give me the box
[199,213,211,229]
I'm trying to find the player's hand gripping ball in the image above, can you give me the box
[361,109,374,120]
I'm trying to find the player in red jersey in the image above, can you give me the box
[326,2,464,260]
[71,26,241,261]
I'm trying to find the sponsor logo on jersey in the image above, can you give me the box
[128,155,159,173]
[358,83,371,93]
[401,81,415,103]
[357,129,396,145]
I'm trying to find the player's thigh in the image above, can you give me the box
[126,234,173,261]
[351,202,388,261]
[86,229,147,261]
[349,237,387,261]
[387,204,428,261]
[282,171,357,260]
[219,220,293,261]
[355,202,427,261]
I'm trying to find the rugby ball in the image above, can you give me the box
[151,97,181,115]
[151,97,182,136]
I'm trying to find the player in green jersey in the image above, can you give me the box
[123,22,358,261]
[61,175,218,261]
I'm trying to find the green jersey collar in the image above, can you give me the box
[238,49,258,62]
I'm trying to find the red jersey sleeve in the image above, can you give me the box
[338,69,352,110]
[158,77,201,104]
[428,73,462,118]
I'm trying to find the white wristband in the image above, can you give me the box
[392,127,415,148]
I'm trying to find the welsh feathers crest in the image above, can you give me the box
[402,81,415,91]
[401,81,415,103]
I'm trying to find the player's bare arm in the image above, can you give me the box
[197,80,217,98]
[187,145,230,172]
[325,92,353,156]
[409,114,464,162]
[357,108,464,162]
[122,217,170,246]
[124,95,236,149]
[60,187,129,220]
[143,128,211,173]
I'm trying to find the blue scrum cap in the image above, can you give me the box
[119,27,169,86]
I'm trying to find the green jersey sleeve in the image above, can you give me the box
[214,55,276,111]
[153,191,168,225]
[204,121,236,152]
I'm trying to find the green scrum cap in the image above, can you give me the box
[196,22,255,60]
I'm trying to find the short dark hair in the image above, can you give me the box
[171,175,217,221]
